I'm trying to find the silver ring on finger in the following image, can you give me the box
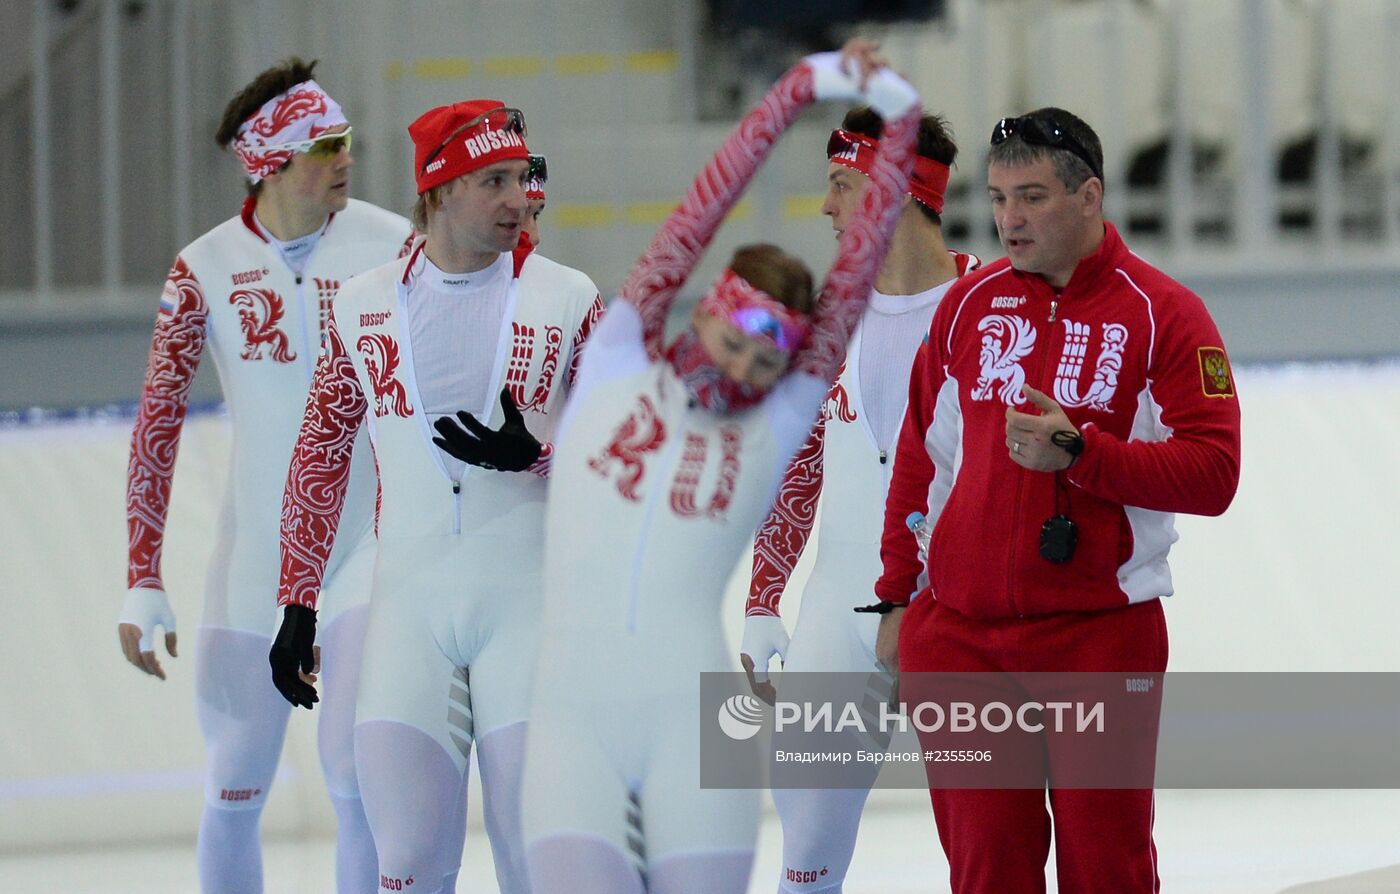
[1013,441,1022,454]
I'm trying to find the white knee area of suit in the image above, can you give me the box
[773,786,875,893]
[194,626,291,811]
[475,723,531,894]
[316,605,370,799]
[355,720,463,887]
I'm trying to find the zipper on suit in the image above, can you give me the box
[451,479,461,535]
[1008,286,1065,616]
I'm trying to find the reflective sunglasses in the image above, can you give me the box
[526,153,548,184]
[730,306,799,353]
[262,126,354,159]
[420,107,528,175]
[990,115,1102,182]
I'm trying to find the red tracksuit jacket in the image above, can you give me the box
[876,222,1241,619]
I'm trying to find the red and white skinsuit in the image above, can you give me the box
[746,252,978,894]
[520,56,922,894]
[279,234,602,894]
[123,196,411,869]
[878,222,1242,893]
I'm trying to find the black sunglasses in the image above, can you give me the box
[419,107,528,175]
[526,153,548,184]
[990,115,1103,183]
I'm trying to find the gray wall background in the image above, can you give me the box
[2,0,1398,411]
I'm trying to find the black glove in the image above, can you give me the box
[269,604,318,709]
[432,388,543,472]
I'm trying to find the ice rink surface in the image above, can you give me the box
[3,790,1399,892]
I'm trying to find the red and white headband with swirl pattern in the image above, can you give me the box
[233,80,348,183]
[698,269,811,355]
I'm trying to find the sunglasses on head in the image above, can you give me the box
[263,126,353,159]
[826,128,876,161]
[420,107,528,175]
[990,115,1102,182]
[526,153,548,185]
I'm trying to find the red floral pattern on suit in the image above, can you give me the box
[356,332,414,418]
[313,277,340,346]
[127,256,209,589]
[230,288,297,362]
[507,323,563,414]
[587,394,667,501]
[568,295,605,388]
[668,425,743,520]
[279,317,369,608]
[747,417,825,615]
[823,365,858,424]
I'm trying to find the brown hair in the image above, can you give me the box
[411,184,447,232]
[729,244,814,314]
[215,57,320,196]
[842,106,957,225]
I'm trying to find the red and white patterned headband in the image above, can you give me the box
[233,80,348,183]
[827,127,951,214]
[698,268,811,354]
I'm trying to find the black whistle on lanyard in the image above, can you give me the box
[1039,513,1078,563]
[1039,459,1079,563]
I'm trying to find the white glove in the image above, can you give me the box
[863,67,920,122]
[119,587,177,653]
[804,52,866,105]
[740,614,791,683]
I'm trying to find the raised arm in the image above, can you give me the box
[119,256,208,679]
[619,55,868,357]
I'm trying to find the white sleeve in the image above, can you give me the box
[556,301,653,447]
[764,371,829,473]
[571,300,650,403]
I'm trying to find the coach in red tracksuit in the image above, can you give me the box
[874,107,1241,892]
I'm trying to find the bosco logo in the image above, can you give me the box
[360,310,393,327]
[231,267,269,286]
[786,867,831,885]
[219,787,262,802]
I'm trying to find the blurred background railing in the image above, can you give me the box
[2,0,1398,407]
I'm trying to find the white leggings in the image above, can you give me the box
[524,690,760,893]
[357,720,528,894]
[528,835,754,894]
[194,607,376,894]
[768,601,891,893]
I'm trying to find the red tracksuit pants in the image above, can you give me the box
[899,597,1169,894]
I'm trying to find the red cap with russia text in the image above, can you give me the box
[409,99,530,195]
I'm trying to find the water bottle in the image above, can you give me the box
[906,511,932,563]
